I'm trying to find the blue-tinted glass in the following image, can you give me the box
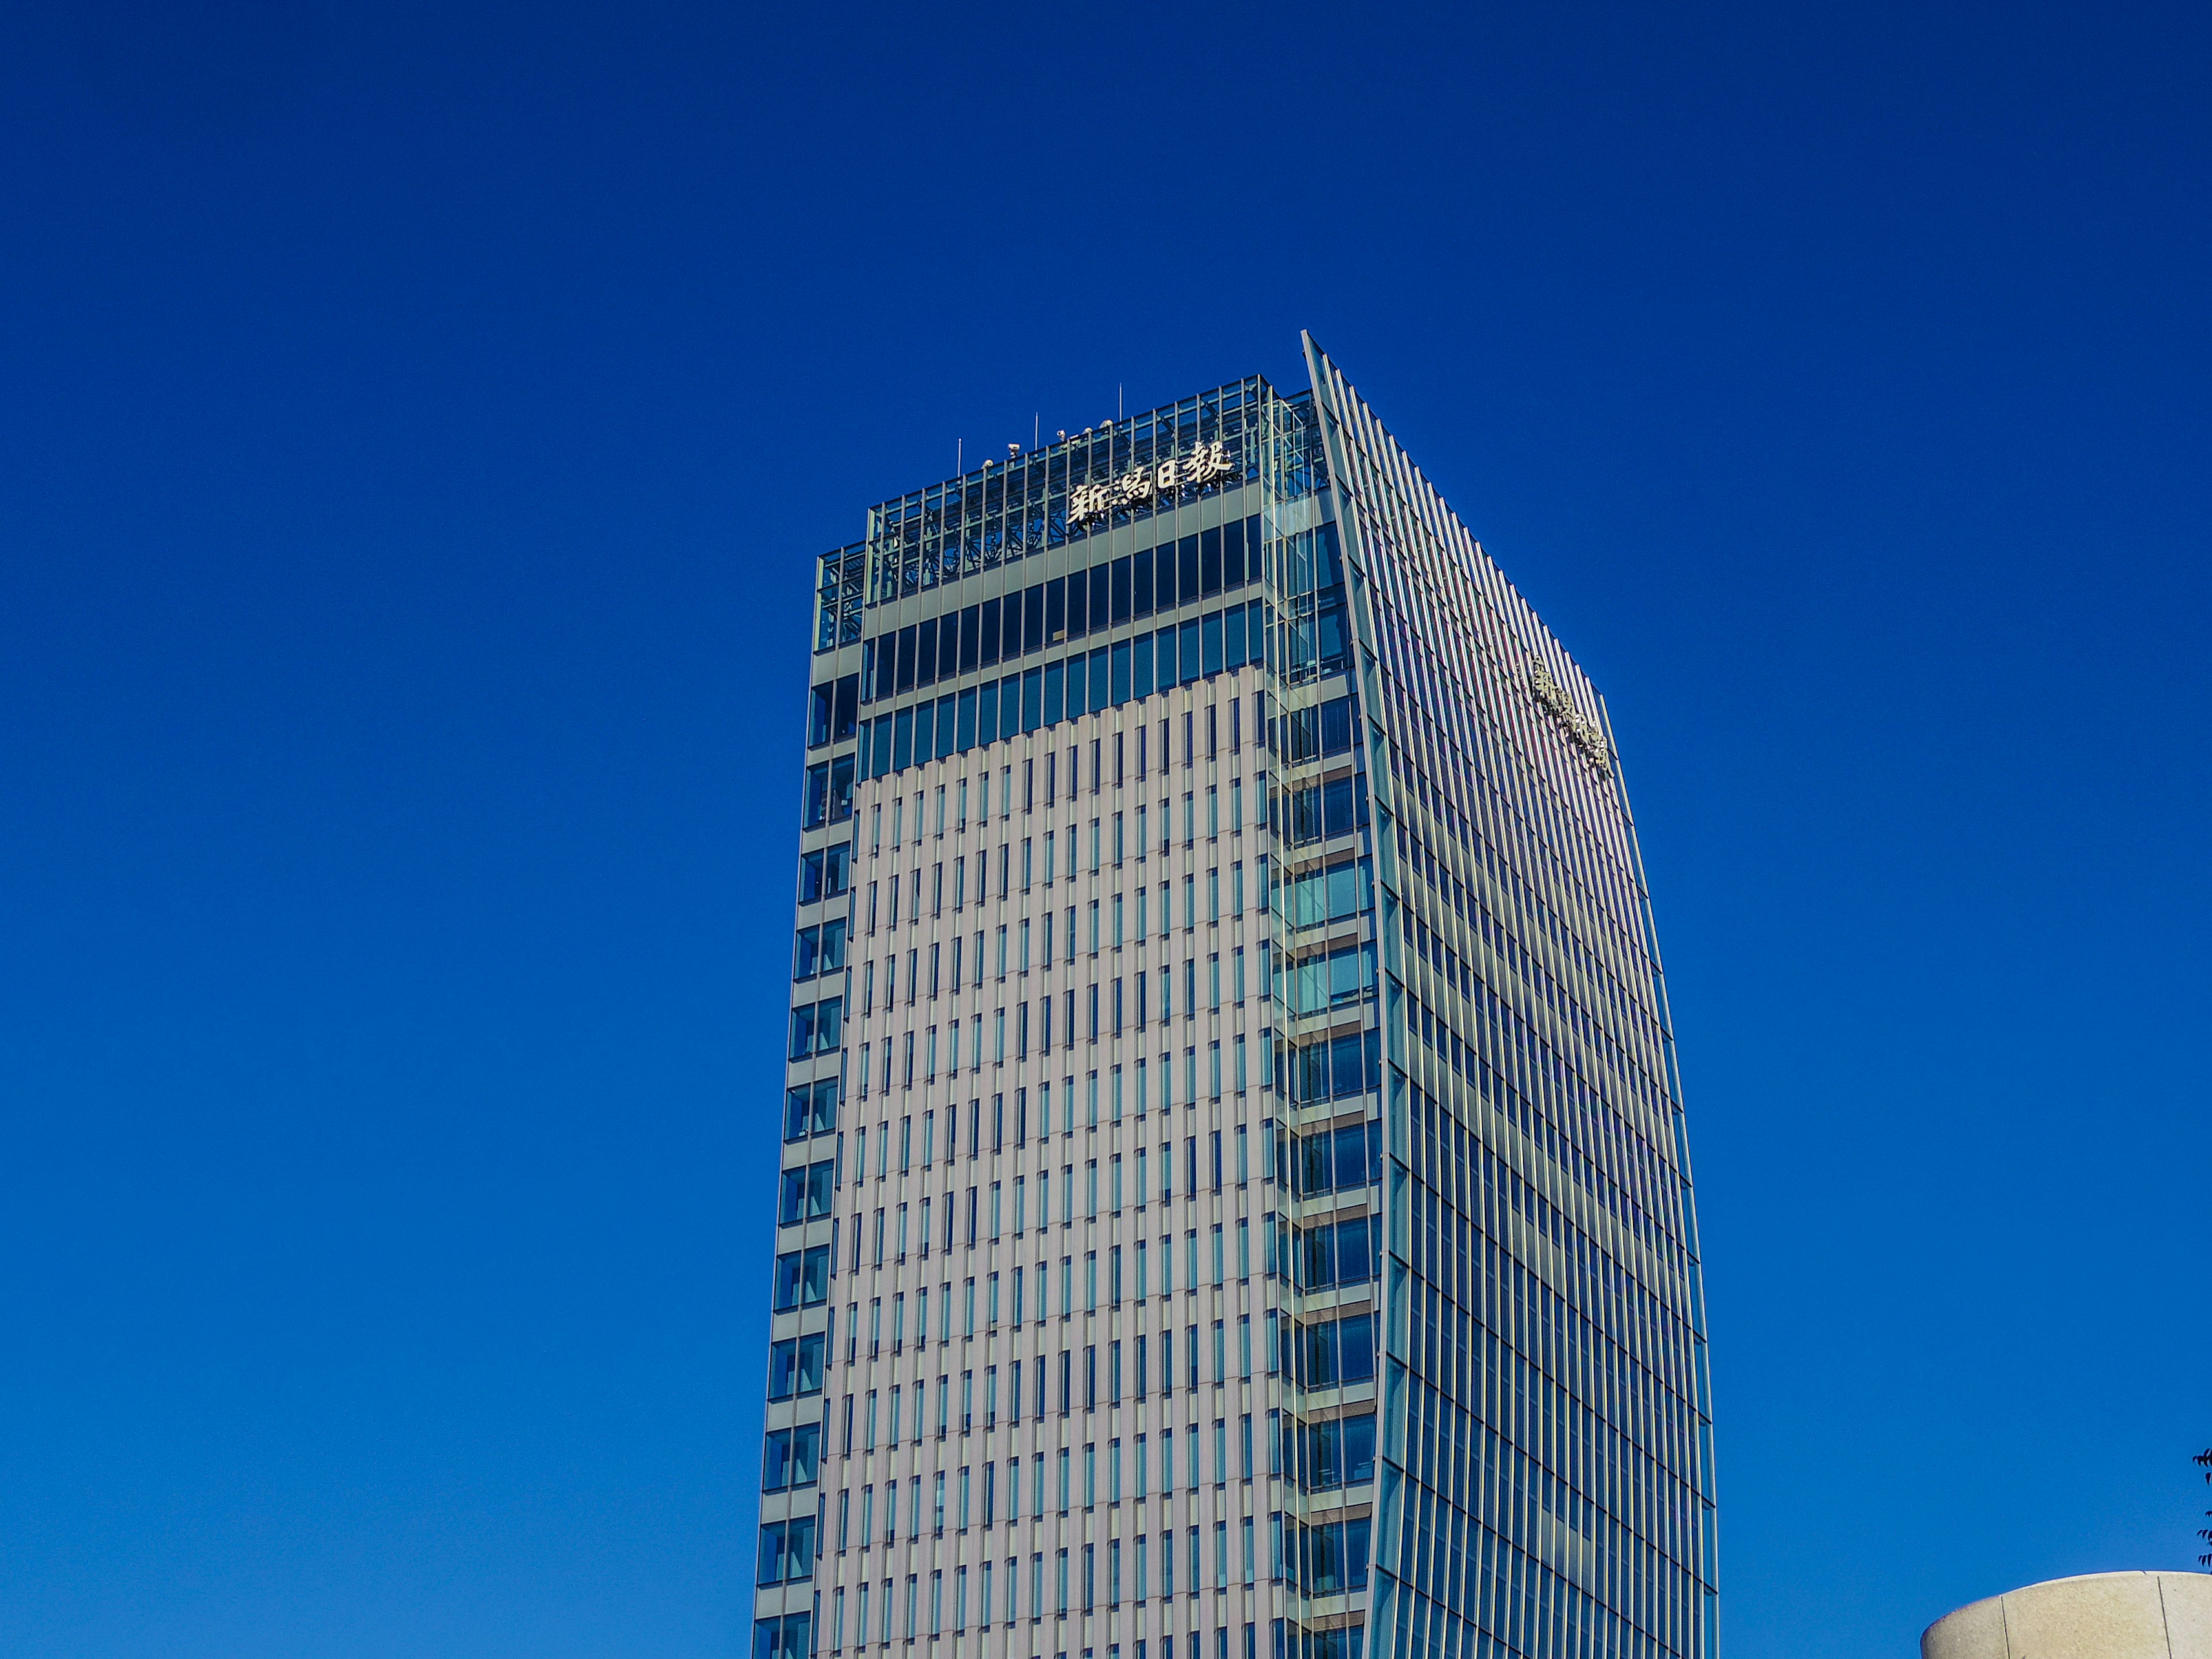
[789,1422,820,1484]
[768,1339,797,1398]
[1338,1315,1374,1382]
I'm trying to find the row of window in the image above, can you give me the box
[832,1323,1264,1449]
[1282,1120,1385,1198]
[1281,1311,1378,1392]
[1286,1215,1381,1294]
[1282,1411,1377,1494]
[816,1410,1368,1531]
[849,1122,1250,1221]
[820,1527,1266,1640]
[858,857,1263,964]
[1277,942,1376,1015]
[1276,856,1373,931]
[785,1191,1371,1307]
[857,599,1274,785]
[782,1514,1367,1611]
[1276,1029,1383,1105]
[1280,772,1368,847]
[857,1010,1261,1098]
[857,517,1266,709]
[852,377,1278,616]
[862,696,1257,851]
[840,1421,1264,1535]
[1286,1517,1373,1597]
[851,1233,1265,1336]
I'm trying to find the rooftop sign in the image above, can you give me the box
[1067,440,1233,527]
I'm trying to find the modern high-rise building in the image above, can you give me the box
[759,336,1717,1659]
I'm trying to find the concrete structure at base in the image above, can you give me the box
[1923,1571,2212,1659]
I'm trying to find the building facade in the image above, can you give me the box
[761,336,1718,1659]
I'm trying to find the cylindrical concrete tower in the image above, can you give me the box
[1922,1571,2212,1658]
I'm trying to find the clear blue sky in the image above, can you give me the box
[2,2,2205,1655]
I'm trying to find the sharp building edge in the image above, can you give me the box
[760,336,1719,1659]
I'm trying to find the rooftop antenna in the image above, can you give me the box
[1034,412,1040,450]
[957,438,963,475]
[1118,384,1124,421]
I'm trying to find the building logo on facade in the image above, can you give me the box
[1067,440,1233,526]
[1529,663,1612,774]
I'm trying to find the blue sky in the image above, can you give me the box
[1,2,2206,1655]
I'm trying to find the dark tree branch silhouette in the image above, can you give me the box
[2195,1447,2212,1567]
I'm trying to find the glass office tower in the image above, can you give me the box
[761,336,1718,1659]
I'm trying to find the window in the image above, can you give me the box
[761,1422,821,1490]
[783,1078,838,1141]
[1291,1215,1380,1292]
[767,1332,825,1399]
[1293,1517,1372,1595]
[772,1244,832,1309]
[778,1161,835,1226]
[1281,1313,1376,1390]
[789,997,844,1059]
[752,1613,809,1659]
[1291,1413,1377,1493]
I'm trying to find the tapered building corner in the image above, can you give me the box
[759,343,1718,1659]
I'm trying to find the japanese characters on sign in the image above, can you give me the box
[1066,440,1233,527]
[1529,663,1612,774]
